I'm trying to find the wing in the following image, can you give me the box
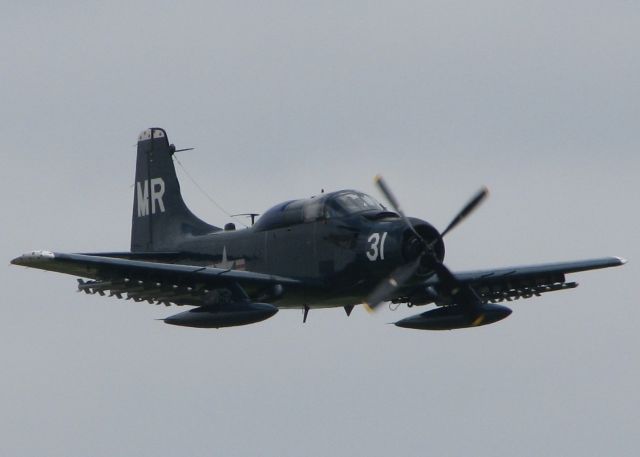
[11,251,307,307]
[406,257,626,305]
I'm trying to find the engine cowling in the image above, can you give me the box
[394,304,512,330]
[164,302,278,328]
[403,219,445,273]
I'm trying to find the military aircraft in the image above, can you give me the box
[11,128,626,330]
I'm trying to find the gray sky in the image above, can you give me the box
[1,2,638,456]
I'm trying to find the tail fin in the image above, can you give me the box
[131,128,220,252]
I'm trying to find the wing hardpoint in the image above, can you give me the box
[414,256,626,305]
[11,251,302,307]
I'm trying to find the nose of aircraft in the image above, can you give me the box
[403,218,445,265]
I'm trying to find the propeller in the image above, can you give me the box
[364,176,488,312]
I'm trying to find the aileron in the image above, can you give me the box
[452,256,626,284]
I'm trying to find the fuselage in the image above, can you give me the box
[175,190,444,308]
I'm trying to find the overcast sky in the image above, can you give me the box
[1,2,638,456]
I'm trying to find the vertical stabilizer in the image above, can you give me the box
[131,128,219,252]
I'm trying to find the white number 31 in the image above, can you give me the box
[366,232,388,261]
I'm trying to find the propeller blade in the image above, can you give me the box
[440,187,489,238]
[374,175,426,244]
[363,258,421,312]
[374,175,403,214]
[431,260,485,309]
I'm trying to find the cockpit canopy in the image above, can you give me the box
[253,190,387,231]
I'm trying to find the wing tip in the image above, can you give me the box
[614,256,628,265]
[11,250,55,266]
